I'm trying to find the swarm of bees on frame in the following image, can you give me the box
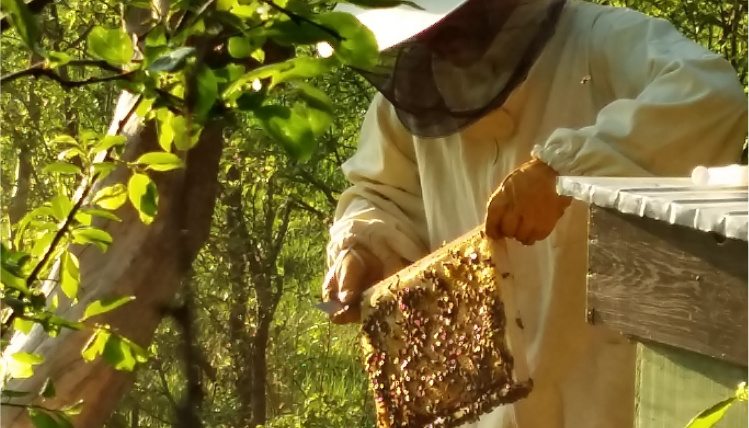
[360,233,533,428]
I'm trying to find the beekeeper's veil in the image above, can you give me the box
[332,0,566,138]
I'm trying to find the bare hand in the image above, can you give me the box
[321,246,384,324]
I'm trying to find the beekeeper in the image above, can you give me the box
[320,0,748,426]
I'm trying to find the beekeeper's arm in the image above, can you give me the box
[487,8,747,243]
[532,7,747,177]
[322,93,429,323]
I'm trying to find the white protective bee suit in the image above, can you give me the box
[326,1,748,427]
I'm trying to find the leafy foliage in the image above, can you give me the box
[0,0,745,427]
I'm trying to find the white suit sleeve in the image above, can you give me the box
[328,93,430,275]
[532,8,747,177]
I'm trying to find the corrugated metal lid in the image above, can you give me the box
[557,177,748,241]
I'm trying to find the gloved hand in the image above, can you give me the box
[485,158,572,245]
[321,246,385,324]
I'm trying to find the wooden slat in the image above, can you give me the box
[587,207,748,366]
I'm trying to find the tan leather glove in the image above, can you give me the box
[485,158,572,245]
[321,246,385,324]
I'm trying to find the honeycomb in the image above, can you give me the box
[360,229,532,428]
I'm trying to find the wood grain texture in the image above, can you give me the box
[587,207,748,366]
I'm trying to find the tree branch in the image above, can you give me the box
[260,0,342,41]
[1,67,132,88]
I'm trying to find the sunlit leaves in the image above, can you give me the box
[127,173,159,224]
[684,382,749,428]
[315,12,379,69]
[148,47,195,72]
[135,152,184,171]
[71,227,113,252]
[92,184,128,210]
[87,27,133,65]
[195,66,218,120]
[82,328,149,371]
[80,296,135,321]
[28,409,65,428]
[60,251,80,300]
[92,135,127,154]
[8,352,44,379]
[43,162,81,175]
[227,36,264,59]
[256,105,315,161]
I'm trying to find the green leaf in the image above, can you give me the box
[173,117,201,151]
[60,251,80,300]
[92,135,127,153]
[43,162,81,175]
[222,57,333,103]
[71,227,113,252]
[102,333,149,371]
[315,12,379,69]
[50,135,79,147]
[195,66,218,120]
[256,105,316,161]
[8,352,44,379]
[57,148,84,161]
[736,382,747,401]
[135,152,184,171]
[30,232,57,258]
[28,409,60,428]
[88,26,133,65]
[216,0,237,11]
[13,317,35,334]
[91,162,117,179]
[227,36,263,59]
[80,296,135,321]
[49,194,74,222]
[293,82,334,135]
[684,397,736,428]
[13,352,44,365]
[80,208,122,222]
[135,97,155,119]
[1,267,28,294]
[127,173,159,224]
[148,47,195,72]
[0,0,40,51]
[81,329,110,362]
[62,400,84,416]
[156,109,174,151]
[40,377,56,399]
[46,51,72,68]
[92,184,128,210]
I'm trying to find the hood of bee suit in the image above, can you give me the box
[332,0,567,138]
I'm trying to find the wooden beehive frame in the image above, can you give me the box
[359,226,531,428]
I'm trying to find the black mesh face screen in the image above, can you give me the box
[354,0,567,138]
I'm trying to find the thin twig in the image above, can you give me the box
[260,0,342,41]
[1,68,133,88]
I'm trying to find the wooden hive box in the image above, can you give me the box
[359,227,532,428]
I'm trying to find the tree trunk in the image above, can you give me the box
[224,166,256,427]
[249,309,271,428]
[1,91,225,428]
